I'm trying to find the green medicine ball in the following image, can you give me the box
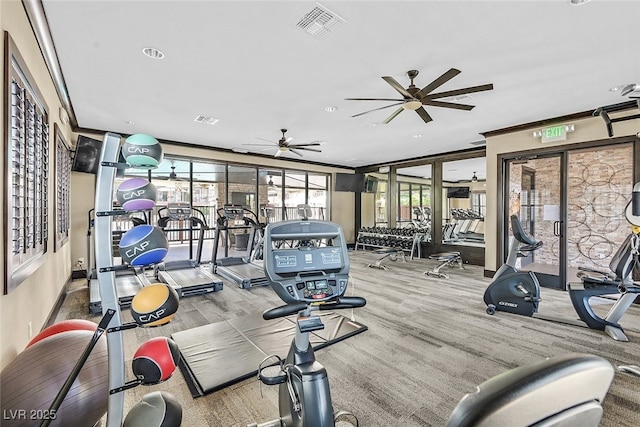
[122,134,164,169]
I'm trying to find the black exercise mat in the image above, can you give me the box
[172,311,367,397]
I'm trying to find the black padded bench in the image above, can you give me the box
[367,247,407,270]
[424,251,463,279]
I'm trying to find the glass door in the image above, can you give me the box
[503,142,634,291]
[505,155,564,289]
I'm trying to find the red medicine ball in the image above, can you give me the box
[131,337,180,384]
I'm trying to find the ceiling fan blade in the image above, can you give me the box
[345,97,406,102]
[415,107,433,123]
[290,142,321,147]
[255,137,277,144]
[285,137,294,143]
[382,76,413,98]
[352,101,404,118]
[416,68,461,99]
[294,147,322,152]
[422,99,475,111]
[274,150,283,158]
[425,83,494,100]
[289,148,304,157]
[382,107,404,124]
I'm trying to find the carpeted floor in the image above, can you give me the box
[56,250,640,426]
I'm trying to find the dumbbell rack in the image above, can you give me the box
[355,227,428,260]
[93,132,127,427]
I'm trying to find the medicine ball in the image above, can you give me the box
[132,337,180,384]
[26,319,98,348]
[121,134,163,169]
[116,178,157,211]
[131,284,179,327]
[123,391,182,427]
[119,225,168,266]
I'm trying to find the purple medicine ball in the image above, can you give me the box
[116,178,157,211]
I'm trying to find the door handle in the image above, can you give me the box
[553,220,562,237]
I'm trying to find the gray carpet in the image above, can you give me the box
[55,250,640,426]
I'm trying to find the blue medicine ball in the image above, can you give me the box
[119,225,168,266]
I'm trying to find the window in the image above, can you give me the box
[54,125,71,251]
[4,32,50,293]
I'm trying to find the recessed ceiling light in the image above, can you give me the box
[368,123,378,127]
[413,134,423,138]
[124,120,135,125]
[324,106,338,112]
[569,0,592,5]
[142,47,165,59]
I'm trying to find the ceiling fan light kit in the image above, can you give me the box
[347,68,493,124]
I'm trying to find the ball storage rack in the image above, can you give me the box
[93,132,129,427]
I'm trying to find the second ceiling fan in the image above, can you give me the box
[245,129,322,158]
[347,68,493,124]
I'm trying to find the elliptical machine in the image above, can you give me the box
[249,219,366,427]
[484,213,640,342]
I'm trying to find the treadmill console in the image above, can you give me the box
[264,220,350,304]
[167,202,192,221]
[222,204,245,220]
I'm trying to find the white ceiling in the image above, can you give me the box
[41,0,640,168]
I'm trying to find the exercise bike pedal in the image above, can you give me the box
[334,410,359,426]
[258,364,288,386]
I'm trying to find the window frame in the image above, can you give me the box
[4,31,50,293]
[54,124,71,251]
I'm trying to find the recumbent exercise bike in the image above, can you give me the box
[484,214,639,341]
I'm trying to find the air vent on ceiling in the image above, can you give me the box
[469,140,486,146]
[194,115,219,125]
[297,3,346,39]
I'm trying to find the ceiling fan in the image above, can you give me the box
[346,69,493,124]
[245,129,322,158]
[168,165,178,181]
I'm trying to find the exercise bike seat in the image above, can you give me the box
[445,353,614,427]
[510,214,541,248]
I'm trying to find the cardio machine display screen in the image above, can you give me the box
[271,247,343,276]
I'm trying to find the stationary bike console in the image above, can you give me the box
[263,220,352,305]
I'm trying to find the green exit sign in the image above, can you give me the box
[542,125,566,143]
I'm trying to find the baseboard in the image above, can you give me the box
[43,274,73,330]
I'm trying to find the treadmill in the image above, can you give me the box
[87,208,154,314]
[213,204,270,289]
[155,202,224,297]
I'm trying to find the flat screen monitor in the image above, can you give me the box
[72,135,103,174]
[447,186,470,199]
[335,173,365,192]
[364,175,378,193]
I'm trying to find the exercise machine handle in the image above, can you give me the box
[263,296,367,320]
[318,296,367,310]
[263,303,309,320]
